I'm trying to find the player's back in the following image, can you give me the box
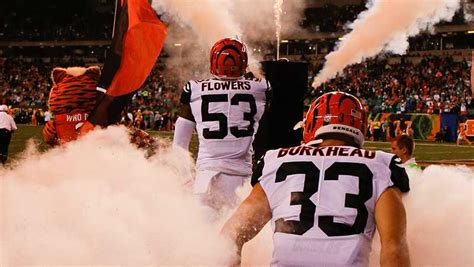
[185,77,269,175]
[253,145,409,267]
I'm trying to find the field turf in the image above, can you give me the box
[6,125,474,165]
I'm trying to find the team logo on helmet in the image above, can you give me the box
[210,38,248,79]
[324,114,332,123]
[302,91,367,146]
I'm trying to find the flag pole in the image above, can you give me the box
[112,0,120,38]
[104,0,120,71]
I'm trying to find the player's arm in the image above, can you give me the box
[173,82,196,150]
[264,79,273,113]
[173,104,195,150]
[178,102,195,122]
[375,187,410,267]
[221,183,271,263]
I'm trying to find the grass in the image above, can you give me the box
[364,141,474,162]
[6,125,474,165]
[8,125,48,161]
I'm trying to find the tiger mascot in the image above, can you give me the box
[43,66,99,145]
[43,66,159,155]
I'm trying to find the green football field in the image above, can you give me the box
[6,125,474,165]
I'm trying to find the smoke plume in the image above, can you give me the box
[0,129,473,265]
[312,0,463,89]
[0,127,235,265]
[370,165,473,266]
[152,0,306,82]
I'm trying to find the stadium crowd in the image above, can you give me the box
[0,57,181,130]
[309,55,473,115]
[0,53,472,131]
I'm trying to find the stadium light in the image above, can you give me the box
[467,30,474,34]
[281,40,289,43]
[174,43,182,47]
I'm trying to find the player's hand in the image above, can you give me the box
[128,127,158,157]
[78,121,96,137]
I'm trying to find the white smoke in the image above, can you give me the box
[152,0,306,81]
[312,0,463,89]
[462,0,474,22]
[1,129,473,265]
[153,0,240,48]
[370,165,473,266]
[0,127,235,265]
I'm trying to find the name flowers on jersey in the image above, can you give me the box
[201,80,252,91]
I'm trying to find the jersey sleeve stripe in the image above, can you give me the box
[389,155,410,192]
[180,81,192,104]
[251,155,266,187]
[184,81,192,93]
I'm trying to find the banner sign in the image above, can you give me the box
[374,113,440,140]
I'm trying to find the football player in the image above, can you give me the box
[173,38,271,212]
[222,92,410,266]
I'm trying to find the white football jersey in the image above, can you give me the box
[180,77,270,176]
[252,145,410,267]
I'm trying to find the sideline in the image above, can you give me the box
[365,141,474,148]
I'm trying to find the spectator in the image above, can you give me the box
[44,110,51,123]
[372,119,382,141]
[0,105,18,165]
[443,125,451,142]
[154,111,163,130]
[381,118,391,141]
[456,121,473,146]
[435,127,445,142]
[391,135,422,171]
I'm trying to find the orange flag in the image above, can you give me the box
[88,0,167,126]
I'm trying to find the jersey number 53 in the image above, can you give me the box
[201,93,257,139]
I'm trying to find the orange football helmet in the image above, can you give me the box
[302,91,367,146]
[210,38,248,79]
